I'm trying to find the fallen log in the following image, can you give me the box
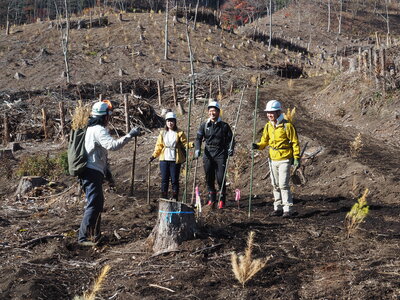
[20,234,64,248]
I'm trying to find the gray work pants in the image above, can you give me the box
[270,159,293,212]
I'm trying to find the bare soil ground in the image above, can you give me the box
[1,2,400,300]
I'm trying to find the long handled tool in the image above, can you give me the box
[248,77,260,218]
[147,161,151,205]
[217,87,246,206]
[129,136,137,196]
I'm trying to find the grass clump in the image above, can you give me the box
[284,107,296,123]
[350,133,363,157]
[231,231,271,287]
[16,151,69,178]
[345,188,370,238]
[74,265,111,300]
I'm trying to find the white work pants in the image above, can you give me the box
[270,159,293,212]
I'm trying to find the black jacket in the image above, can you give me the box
[195,120,234,158]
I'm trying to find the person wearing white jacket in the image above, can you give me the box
[78,100,141,246]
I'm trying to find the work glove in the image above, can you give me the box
[252,143,259,150]
[128,127,141,138]
[293,158,300,168]
[227,148,234,157]
[194,149,201,159]
[149,156,155,163]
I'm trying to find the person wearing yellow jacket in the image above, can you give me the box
[149,112,193,201]
[252,100,300,218]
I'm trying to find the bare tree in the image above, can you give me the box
[55,0,71,83]
[338,0,343,34]
[327,0,331,32]
[164,0,169,60]
[268,0,272,51]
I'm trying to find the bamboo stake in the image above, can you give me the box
[42,108,48,139]
[59,102,65,140]
[217,87,246,205]
[147,162,151,205]
[248,78,260,217]
[124,94,129,133]
[191,99,208,204]
[182,79,194,203]
[129,136,137,196]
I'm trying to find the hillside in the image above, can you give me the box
[0,2,400,300]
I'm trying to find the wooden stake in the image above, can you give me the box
[129,136,137,196]
[42,108,48,140]
[157,80,162,106]
[59,102,65,140]
[172,77,177,106]
[217,76,222,99]
[209,81,212,98]
[120,82,123,94]
[3,114,9,145]
[124,94,129,133]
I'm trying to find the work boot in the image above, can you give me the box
[282,211,295,218]
[161,191,168,199]
[269,210,283,217]
[172,192,178,201]
[218,193,226,209]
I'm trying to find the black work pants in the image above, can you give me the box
[160,161,181,196]
[203,155,227,197]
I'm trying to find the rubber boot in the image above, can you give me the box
[207,192,216,208]
[218,193,226,209]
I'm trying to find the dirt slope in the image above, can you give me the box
[1,3,400,300]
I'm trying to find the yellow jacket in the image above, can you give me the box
[152,129,193,164]
[256,119,300,160]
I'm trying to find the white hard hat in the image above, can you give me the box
[165,112,177,120]
[208,100,220,110]
[92,101,112,116]
[264,100,282,112]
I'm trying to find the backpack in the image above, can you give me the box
[67,127,87,176]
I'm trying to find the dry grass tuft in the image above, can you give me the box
[74,265,111,300]
[71,100,91,130]
[229,145,249,188]
[231,231,271,287]
[350,133,363,157]
[284,107,296,123]
[345,188,369,238]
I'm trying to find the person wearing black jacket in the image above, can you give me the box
[195,101,234,209]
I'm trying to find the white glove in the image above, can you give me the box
[128,127,141,138]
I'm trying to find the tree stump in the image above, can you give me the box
[147,199,197,254]
[15,176,48,198]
